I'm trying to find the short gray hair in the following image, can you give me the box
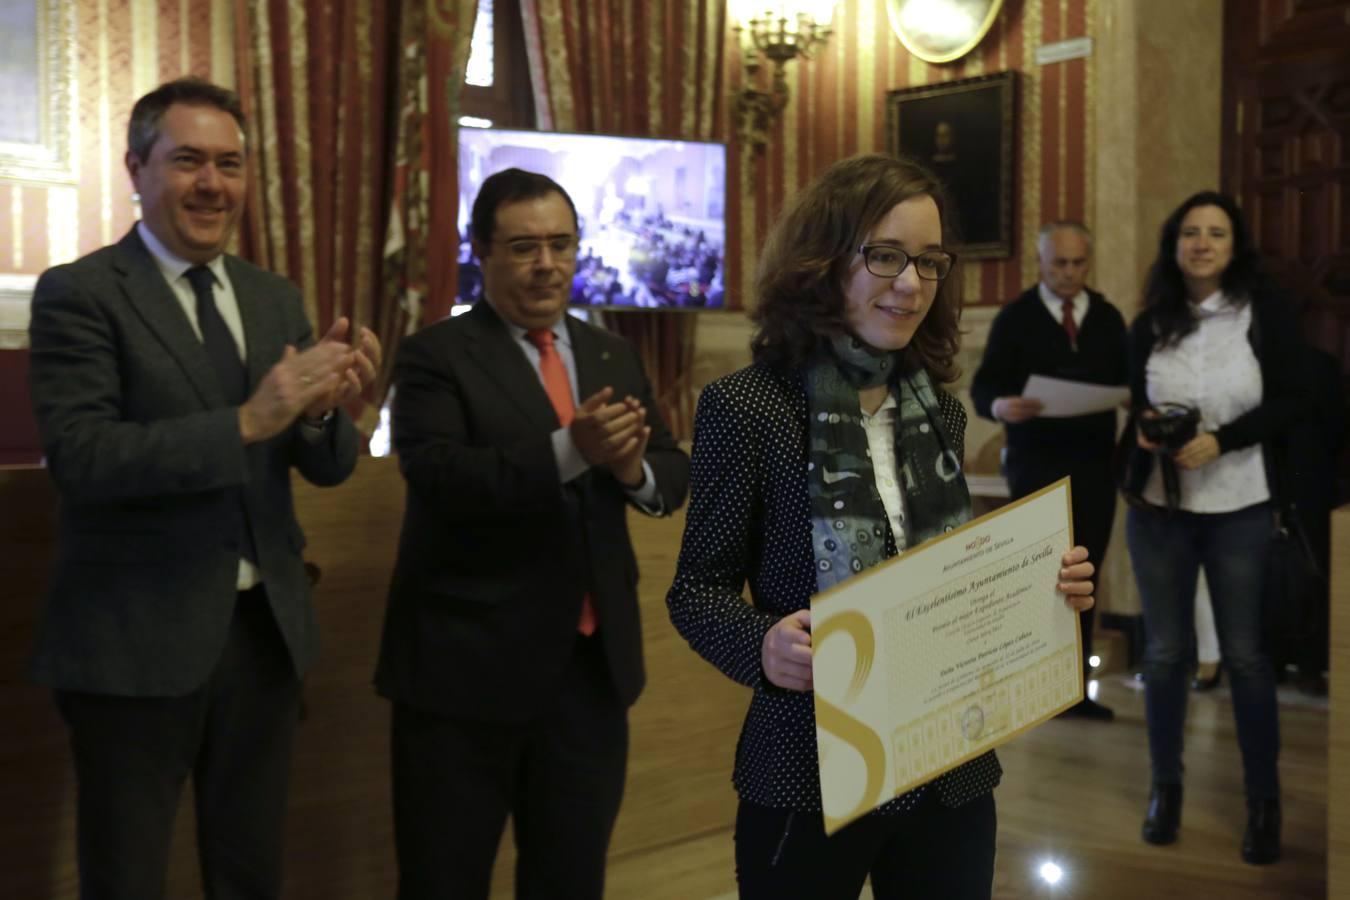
[1037,220,1093,257]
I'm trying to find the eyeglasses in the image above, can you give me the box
[858,244,957,281]
[496,235,579,263]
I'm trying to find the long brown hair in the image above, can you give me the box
[749,153,963,382]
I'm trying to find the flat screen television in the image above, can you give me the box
[456,127,727,309]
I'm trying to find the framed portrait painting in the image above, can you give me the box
[886,71,1015,259]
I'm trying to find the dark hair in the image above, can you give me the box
[1142,190,1268,347]
[750,153,962,382]
[127,77,246,163]
[470,168,579,246]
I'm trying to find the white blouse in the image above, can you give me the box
[861,393,909,549]
[1141,291,1270,512]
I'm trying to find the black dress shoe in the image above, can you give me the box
[1058,698,1115,721]
[1191,661,1222,691]
[1242,798,1281,864]
[1142,783,1182,845]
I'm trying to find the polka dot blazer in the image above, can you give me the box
[667,363,1002,813]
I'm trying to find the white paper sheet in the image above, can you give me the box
[1021,375,1128,417]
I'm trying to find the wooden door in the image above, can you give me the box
[1223,0,1350,500]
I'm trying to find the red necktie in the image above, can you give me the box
[1061,298,1078,348]
[526,328,597,636]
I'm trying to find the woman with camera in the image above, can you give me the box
[1121,191,1310,865]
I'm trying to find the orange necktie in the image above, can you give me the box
[1061,298,1078,348]
[526,328,597,636]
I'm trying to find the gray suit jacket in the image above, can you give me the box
[26,227,358,697]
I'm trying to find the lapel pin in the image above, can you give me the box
[601,351,611,361]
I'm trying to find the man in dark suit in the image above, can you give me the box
[376,168,689,899]
[26,77,380,899]
[971,220,1127,721]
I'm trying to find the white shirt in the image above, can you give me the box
[861,393,908,550]
[1141,290,1270,512]
[137,221,261,589]
[138,221,246,360]
[1038,283,1087,331]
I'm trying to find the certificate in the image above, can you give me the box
[811,478,1081,834]
[1022,374,1128,417]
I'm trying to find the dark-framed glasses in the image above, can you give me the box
[858,244,957,281]
[498,235,579,262]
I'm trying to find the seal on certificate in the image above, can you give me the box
[961,704,985,741]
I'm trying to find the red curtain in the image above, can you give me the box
[233,0,397,435]
[519,0,728,440]
[233,0,480,433]
[417,0,481,325]
[376,0,479,389]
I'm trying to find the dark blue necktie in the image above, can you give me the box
[184,264,257,564]
[185,265,247,404]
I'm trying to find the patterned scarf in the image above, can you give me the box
[805,333,971,593]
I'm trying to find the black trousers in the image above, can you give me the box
[734,789,997,899]
[1007,455,1116,675]
[390,634,628,900]
[56,586,302,900]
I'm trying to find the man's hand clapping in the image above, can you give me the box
[300,317,382,420]
[237,317,384,444]
[571,387,650,487]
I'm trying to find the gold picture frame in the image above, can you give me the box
[886,0,1005,65]
[0,0,76,185]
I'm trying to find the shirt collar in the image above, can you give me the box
[1038,282,1087,314]
[860,392,898,420]
[1194,289,1232,315]
[137,220,229,287]
[488,297,570,348]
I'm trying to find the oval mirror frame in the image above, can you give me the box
[886,0,1005,65]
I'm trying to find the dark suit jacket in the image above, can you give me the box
[375,301,689,723]
[666,364,1001,812]
[26,227,359,697]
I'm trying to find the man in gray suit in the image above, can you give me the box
[26,77,380,899]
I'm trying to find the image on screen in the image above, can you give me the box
[457,128,727,309]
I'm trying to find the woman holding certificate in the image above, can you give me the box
[1122,191,1309,865]
[665,154,1096,899]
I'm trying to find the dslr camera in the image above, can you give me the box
[1138,403,1201,453]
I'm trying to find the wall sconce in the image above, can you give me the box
[731,1,836,151]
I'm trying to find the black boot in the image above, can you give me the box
[1142,783,1182,845]
[1242,798,1281,864]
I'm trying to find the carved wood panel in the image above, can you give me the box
[1224,0,1350,499]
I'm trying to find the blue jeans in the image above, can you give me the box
[1126,502,1280,800]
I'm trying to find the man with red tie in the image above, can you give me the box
[376,168,689,899]
[971,220,1127,720]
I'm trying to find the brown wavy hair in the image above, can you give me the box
[749,153,963,382]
